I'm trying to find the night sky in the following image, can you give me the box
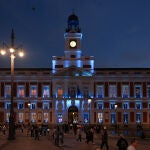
[0,0,150,68]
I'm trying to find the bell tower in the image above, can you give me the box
[64,13,82,60]
[52,13,94,74]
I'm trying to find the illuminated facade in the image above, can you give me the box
[0,14,150,128]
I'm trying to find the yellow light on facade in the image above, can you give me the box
[10,48,15,53]
[0,49,6,55]
[88,98,92,104]
[28,101,31,107]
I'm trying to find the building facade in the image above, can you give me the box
[0,14,150,128]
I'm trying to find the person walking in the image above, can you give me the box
[59,130,64,146]
[127,138,138,150]
[77,127,82,142]
[90,127,94,144]
[100,129,109,150]
[117,134,128,150]
[85,128,91,144]
[34,126,39,140]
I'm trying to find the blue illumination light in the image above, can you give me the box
[66,100,71,108]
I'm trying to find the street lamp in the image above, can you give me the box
[88,98,92,124]
[0,29,24,140]
[28,101,31,124]
[114,104,118,134]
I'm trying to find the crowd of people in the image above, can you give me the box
[0,123,139,150]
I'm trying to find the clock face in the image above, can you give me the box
[70,40,77,48]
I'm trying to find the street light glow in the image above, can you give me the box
[28,101,31,107]
[0,49,6,55]
[10,48,15,53]
[18,51,24,57]
[88,98,92,104]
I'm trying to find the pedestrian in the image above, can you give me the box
[90,127,94,144]
[59,130,64,146]
[127,138,138,150]
[100,129,109,150]
[85,129,91,144]
[116,134,128,150]
[54,129,59,145]
[34,126,39,140]
[2,125,6,135]
[47,128,50,140]
[77,127,82,142]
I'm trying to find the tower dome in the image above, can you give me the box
[68,14,79,21]
[66,13,81,33]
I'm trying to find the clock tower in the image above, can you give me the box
[64,14,82,61]
[52,13,94,73]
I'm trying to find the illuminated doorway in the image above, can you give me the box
[68,106,78,124]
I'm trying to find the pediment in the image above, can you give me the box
[51,66,94,77]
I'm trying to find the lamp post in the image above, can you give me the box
[114,104,118,134]
[88,98,92,125]
[28,101,31,124]
[0,29,24,140]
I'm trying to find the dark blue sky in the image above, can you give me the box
[0,0,150,68]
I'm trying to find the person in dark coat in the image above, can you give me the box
[117,134,128,150]
[34,126,39,140]
[100,129,109,150]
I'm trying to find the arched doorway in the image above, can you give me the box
[68,106,78,124]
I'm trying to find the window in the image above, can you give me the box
[111,113,116,124]
[58,114,63,123]
[147,86,150,98]
[18,102,24,110]
[136,113,141,124]
[84,114,89,124]
[17,85,25,98]
[68,86,76,98]
[18,113,24,123]
[148,103,150,109]
[6,113,10,122]
[123,102,129,110]
[83,65,91,68]
[31,102,36,110]
[123,113,128,124]
[96,85,104,98]
[5,85,11,98]
[109,85,117,98]
[30,85,37,98]
[110,102,116,110]
[5,102,11,109]
[57,87,63,98]
[135,101,142,110]
[31,113,37,123]
[43,113,49,123]
[98,113,103,123]
[135,85,142,98]
[42,85,50,98]
[55,65,63,68]
[122,85,129,98]
[43,102,49,110]
[97,102,103,110]
[70,55,76,58]
[83,86,89,98]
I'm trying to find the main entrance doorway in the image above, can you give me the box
[68,106,78,124]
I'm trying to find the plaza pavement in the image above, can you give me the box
[0,129,150,150]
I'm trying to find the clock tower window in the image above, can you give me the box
[71,55,76,58]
